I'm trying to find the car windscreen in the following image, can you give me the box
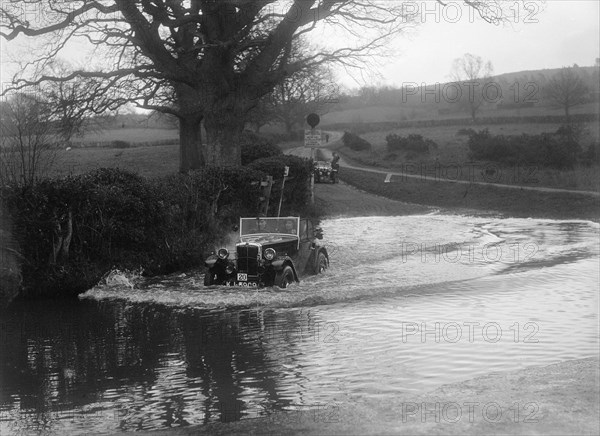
[240,217,300,236]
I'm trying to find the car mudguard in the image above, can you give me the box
[310,247,329,272]
[271,257,299,282]
[204,256,218,268]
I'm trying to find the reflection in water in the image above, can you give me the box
[1,215,598,434]
[1,300,330,433]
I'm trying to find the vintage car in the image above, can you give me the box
[313,160,337,183]
[203,217,329,288]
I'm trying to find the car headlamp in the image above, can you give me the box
[217,248,229,259]
[264,248,276,261]
[225,264,234,274]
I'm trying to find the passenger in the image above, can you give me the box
[331,152,340,183]
[331,152,340,170]
[284,219,296,235]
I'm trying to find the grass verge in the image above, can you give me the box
[339,167,600,222]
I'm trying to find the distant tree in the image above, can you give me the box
[451,53,494,121]
[247,40,337,136]
[544,67,589,123]
[41,60,105,144]
[270,64,336,134]
[0,93,58,187]
[245,96,277,134]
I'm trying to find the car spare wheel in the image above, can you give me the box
[275,266,295,288]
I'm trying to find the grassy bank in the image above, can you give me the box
[338,167,600,222]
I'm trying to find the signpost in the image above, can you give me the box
[304,129,322,147]
[305,113,321,205]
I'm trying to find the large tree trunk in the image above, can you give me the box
[179,116,204,172]
[204,110,245,166]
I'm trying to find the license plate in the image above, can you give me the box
[236,281,258,287]
[237,273,247,281]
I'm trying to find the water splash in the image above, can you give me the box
[81,215,600,309]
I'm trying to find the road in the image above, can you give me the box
[291,130,600,198]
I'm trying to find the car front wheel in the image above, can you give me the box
[275,266,295,288]
[204,271,216,286]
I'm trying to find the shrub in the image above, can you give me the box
[111,140,131,148]
[456,128,476,136]
[342,131,372,151]
[466,129,579,169]
[555,124,585,142]
[581,142,600,166]
[385,133,436,154]
[240,131,283,165]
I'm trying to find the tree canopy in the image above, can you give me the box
[1,1,519,170]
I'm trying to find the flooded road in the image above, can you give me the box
[1,215,598,434]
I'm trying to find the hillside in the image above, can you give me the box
[322,65,600,127]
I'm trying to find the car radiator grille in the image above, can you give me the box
[237,245,259,275]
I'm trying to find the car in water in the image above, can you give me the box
[203,217,329,288]
[313,160,337,183]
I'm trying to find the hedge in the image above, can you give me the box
[1,167,269,298]
[342,131,372,151]
[240,131,283,165]
[467,129,580,169]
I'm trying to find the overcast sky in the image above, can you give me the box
[1,1,598,93]
[335,0,600,89]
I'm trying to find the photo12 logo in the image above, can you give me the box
[400,401,540,424]
[401,81,539,105]
[400,321,540,343]
[400,1,542,24]
[399,241,539,264]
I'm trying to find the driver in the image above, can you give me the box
[252,218,268,233]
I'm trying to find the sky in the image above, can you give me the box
[332,0,600,89]
[1,0,599,94]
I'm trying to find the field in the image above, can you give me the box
[70,127,178,148]
[52,143,179,178]
[332,121,600,191]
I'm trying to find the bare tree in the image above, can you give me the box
[0,93,58,187]
[40,60,100,144]
[2,1,518,170]
[253,57,337,135]
[246,97,277,134]
[544,67,589,123]
[451,53,494,121]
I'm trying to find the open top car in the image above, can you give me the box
[204,217,329,288]
[313,160,336,183]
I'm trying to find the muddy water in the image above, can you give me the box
[1,215,598,434]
